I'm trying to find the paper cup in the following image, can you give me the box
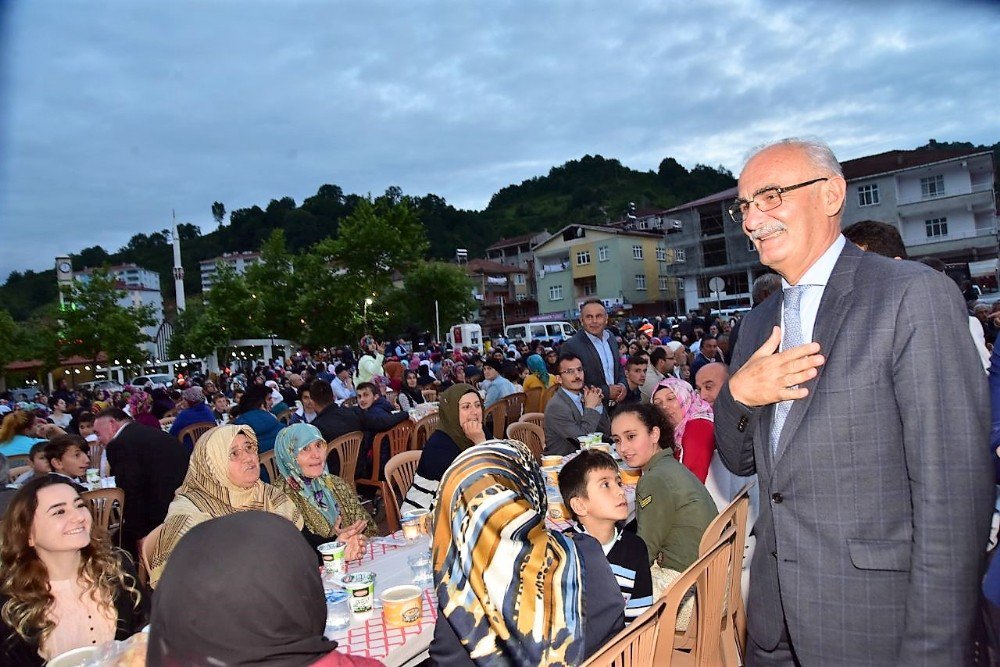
[619,466,642,484]
[548,500,569,521]
[318,541,347,574]
[381,585,423,627]
[541,466,561,488]
[341,571,376,613]
[541,455,563,467]
[590,443,612,456]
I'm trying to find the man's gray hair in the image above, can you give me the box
[744,137,844,178]
[752,272,783,306]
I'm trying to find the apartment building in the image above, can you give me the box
[465,258,537,336]
[199,251,262,292]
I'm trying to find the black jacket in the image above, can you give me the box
[313,400,408,478]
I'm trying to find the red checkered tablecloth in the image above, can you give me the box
[334,588,437,662]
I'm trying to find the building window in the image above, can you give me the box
[656,247,667,261]
[576,251,591,265]
[699,206,726,236]
[702,238,728,267]
[675,248,687,262]
[632,245,644,260]
[635,274,646,290]
[513,273,526,285]
[921,174,945,199]
[658,276,669,291]
[549,285,563,301]
[925,217,948,238]
[598,246,609,262]
[582,279,597,296]
[857,184,880,207]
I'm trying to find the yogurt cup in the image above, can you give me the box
[318,541,347,574]
[341,571,376,614]
[380,585,423,627]
[86,468,100,485]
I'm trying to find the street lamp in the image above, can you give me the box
[363,297,374,332]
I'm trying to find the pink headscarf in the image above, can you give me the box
[653,377,714,449]
[409,354,421,371]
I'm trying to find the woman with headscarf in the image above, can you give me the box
[399,384,486,514]
[521,354,553,393]
[127,389,160,429]
[397,370,426,411]
[430,439,625,665]
[353,336,384,386]
[651,377,715,483]
[147,511,382,667]
[272,424,376,549]
[147,425,302,587]
[149,388,176,420]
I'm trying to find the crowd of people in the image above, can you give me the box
[0,136,998,665]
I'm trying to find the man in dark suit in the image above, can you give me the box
[94,407,190,557]
[560,299,626,404]
[714,138,991,665]
[543,352,610,455]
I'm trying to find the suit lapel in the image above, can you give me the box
[773,244,860,464]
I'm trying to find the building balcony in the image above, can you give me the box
[897,186,994,215]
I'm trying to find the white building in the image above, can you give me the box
[75,265,165,359]
[199,251,261,292]
[78,263,161,291]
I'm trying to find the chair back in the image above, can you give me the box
[178,421,216,450]
[582,597,669,667]
[139,523,164,588]
[81,488,125,545]
[258,449,281,484]
[506,421,544,463]
[358,420,415,493]
[276,409,294,425]
[411,413,440,450]
[327,431,364,489]
[8,465,31,483]
[421,388,438,402]
[87,443,105,472]
[503,393,525,424]
[382,450,422,532]
[483,401,507,439]
[519,412,545,429]
[5,454,31,469]
[342,396,359,408]
[540,383,560,410]
[523,386,544,414]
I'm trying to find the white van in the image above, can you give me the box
[504,321,576,344]
[447,323,484,353]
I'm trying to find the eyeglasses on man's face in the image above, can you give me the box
[559,366,584,376]
[727,177,829,224]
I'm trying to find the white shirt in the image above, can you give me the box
[780,234,846,345]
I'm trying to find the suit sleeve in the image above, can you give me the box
[713,326,760,477]
[892,270,992,663]
[106,438,146,551]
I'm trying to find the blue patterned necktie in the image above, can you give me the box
[770,285,807,456]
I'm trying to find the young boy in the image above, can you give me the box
[13,441,51,485]
[558,449,653,624]
[45,434,91,483]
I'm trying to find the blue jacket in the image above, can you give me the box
[169,403,217,448]
[233,409,285,454]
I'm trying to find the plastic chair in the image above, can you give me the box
[87,443,105,473]
[382,450,422,533]
[8,465,31,483]
[523,386,544,414]
[81,488,125,546]
[357,420,415,496]
[259,449,281,484]
[177,421,216,450]
[483,401,507,439]
[540,383,560,410]
[582,597,669,667]
[138,523,164,588]
[506,421,544,463]
[327,431,364,489]
[503,393,526,424]
[655,526,739,666]
[519,412,545,429]
[411,413,440,450]
[421,389,438,402]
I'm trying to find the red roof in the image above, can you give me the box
[666,186,738,213]
[465,258,525,275]
[841,148,989,180]
[485,231,546,251]
[4,353,108,372]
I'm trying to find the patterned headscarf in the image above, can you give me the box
[274,423,340,528]
[433,439,587,666]
[526,353,550,386]
[149,425,302,587]
[128,389,152,416]
[653,377,714,449]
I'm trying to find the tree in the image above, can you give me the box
[58,270,156,369]
[201,262,265,340]
[0,309,20,369]
[244,229,298,338]
[177,222,201,240]
[385,262,477,335]
[168,300,229,359]
[212,201,226,227]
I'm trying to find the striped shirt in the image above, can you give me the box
[567,524,654,624]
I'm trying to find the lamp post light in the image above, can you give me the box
[363,297,374,333]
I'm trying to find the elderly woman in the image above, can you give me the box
[147,511,381,667]
[400,384,486,514]
[127,390,160,429]
[651,377,715,483]
[272,424,375,548]
[430,439,625,665]
[147,425,302,587]
[0,475,145,665]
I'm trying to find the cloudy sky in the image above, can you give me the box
[1,0,998,281]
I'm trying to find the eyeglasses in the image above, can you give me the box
[727,177,828,224]
[228,443,259,461]
[559,367,584,376]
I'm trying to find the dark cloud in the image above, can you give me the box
[1,0,998,279]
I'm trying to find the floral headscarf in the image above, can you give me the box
[653,377,714,448]
[274,423,340,528]
[128,389,152,416]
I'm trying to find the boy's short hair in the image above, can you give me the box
[626,355,647,370]
[44,434,88,464]
[558,449,620,522]
[77,411,95,426]
[29,441,48,458]
[356,382,378,396]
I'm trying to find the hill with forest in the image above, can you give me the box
[3,137,997,321]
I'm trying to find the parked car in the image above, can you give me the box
[127,374,175,388]
[77,380,124,393]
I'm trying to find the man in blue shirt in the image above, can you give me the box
[481,359,516,409]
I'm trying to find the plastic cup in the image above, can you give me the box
[541,466,560,489]
[381,585,423,627]
[402,508,430,535]
[407,551,434,587]
[86,468,100,485]
[100,476,117,489]
[325,598,351,635]
[401,515,422,540]
[341,571,376,614]
[318,541,347,574]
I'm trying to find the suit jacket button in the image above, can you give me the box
[771,493,783,504]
